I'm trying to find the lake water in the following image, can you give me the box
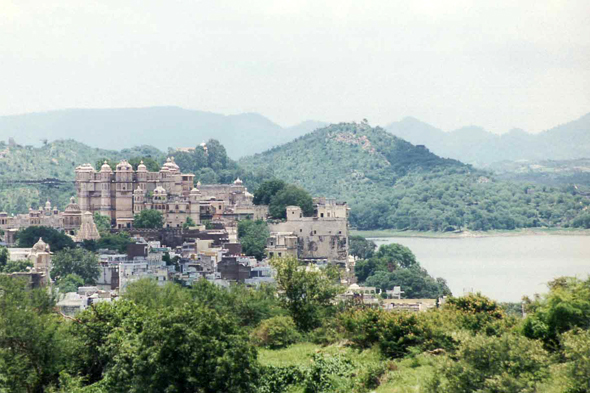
[369,235,590,302]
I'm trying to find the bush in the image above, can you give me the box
[427,333,550,393]
[251,316,301,349]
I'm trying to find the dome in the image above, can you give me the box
[65,196,81,213]
[100,161,113,173]
[190,187,201,195]
[45,200,51,209]
[234,177,243,185]
[137,160,147,172]
[163,157,180,171]
[134,186,144,194]
[32,237,50,253]
[116,160,132,171]
[153,185,167,194]
[196,181,202,187]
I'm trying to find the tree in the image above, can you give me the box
[365,268,450,298]
[269,185,314,219]
[270,256,342,331]
[57,273,85,293]
[93,212,111,233]
[133,209,164,229]
[374,243,417,269]
[51,248,100,285]
[253,179,286,205]
[348,235,377,259]
[0,276,67,392]
[237,219,269,260]
[16,226,75,251]
[0,246,8,270]
[183,216,196,229]
[128,156,161,172]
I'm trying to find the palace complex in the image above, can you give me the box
[75,158,264,228]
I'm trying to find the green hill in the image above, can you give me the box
[240,123,590,231]
[0,140,164,213]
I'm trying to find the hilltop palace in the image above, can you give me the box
[74,158,265,229]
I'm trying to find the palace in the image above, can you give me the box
[75,158,263,228]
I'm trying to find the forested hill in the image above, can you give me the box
[240,123,590,231]
[0,140,164,213]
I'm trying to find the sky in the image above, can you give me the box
[1,0,589,134]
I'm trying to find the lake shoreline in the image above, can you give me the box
[352,228,590,239]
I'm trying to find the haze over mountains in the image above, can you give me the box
[0,107,326,159]
[386,113,590,165]
[1,107,588,163]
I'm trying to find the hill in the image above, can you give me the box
[0,107,325,159]
[240,123,590,231]
[386,113,590,165]
[0,140,165,213]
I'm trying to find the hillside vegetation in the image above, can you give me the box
[0,140,163,213]
[240,123,590,231]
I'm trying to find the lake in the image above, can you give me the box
[369,235,590,302]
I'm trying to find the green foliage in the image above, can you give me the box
[270,257,343,331]
[1,259,33,273]
[561,329,590,392]
[304,353,355,393]
[355,243,450,298]
[522,276,590,349]
[348,235,377,259]
[92,213,111,233]
[182,216,196,229]
[133,209,164,229]
[0,276,67,393]
[251,316,301,349]
[173,139,246,184]
[253,179,287,205]
[51,248,100,285]
[57,273,85,293]
[269,184,314,219]
[444,293,507,335]
[237,219,270,260]
[428,333,550,393]
[128,156,161,172]
[240,122,590,231]
[17,226,75,251]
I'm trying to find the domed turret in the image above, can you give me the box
[154,185,167,195]
[45,200,51,209]
[32,237,50,253]
[100,161,113,173]
[116,160,132,171]
[65,196,81,213]
[134,185,144,194]
[137,160,147,172]
[234,177,243,185]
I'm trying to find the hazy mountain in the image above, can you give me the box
[0,107,318,159]
[386,113,590,165]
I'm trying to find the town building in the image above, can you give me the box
[267,198,349,264]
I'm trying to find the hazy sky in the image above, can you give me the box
[1,0,589,133]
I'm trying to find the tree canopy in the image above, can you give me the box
[237,219,270,261]
[16,226,75,251]
[133,209,164,229]
[268,185,314,219]
[51,248,100,285]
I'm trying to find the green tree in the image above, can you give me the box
[0,246,9,270]
[183,216,196,229]
[428,333,549,392]
[17,226,75,251]
[238,219,270,260]
[93,212,111,233]
[0,276,68,393]
[253,179,286,205]
[270,256,342,331]
[561,328,590,392]
[1,260,33,273]
[366,268,450,298]
[51,248,100,285]
[57,273,85,293]
[133,209,164,229]
[128,157,161,172]
[251,316,300,349]
[269,185,314,219]
[348,235,377,259]
[445,293,506,335]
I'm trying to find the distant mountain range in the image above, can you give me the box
[386,113,590,165]
[0,107,326,159]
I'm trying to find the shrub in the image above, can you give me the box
[251,316,301,349]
